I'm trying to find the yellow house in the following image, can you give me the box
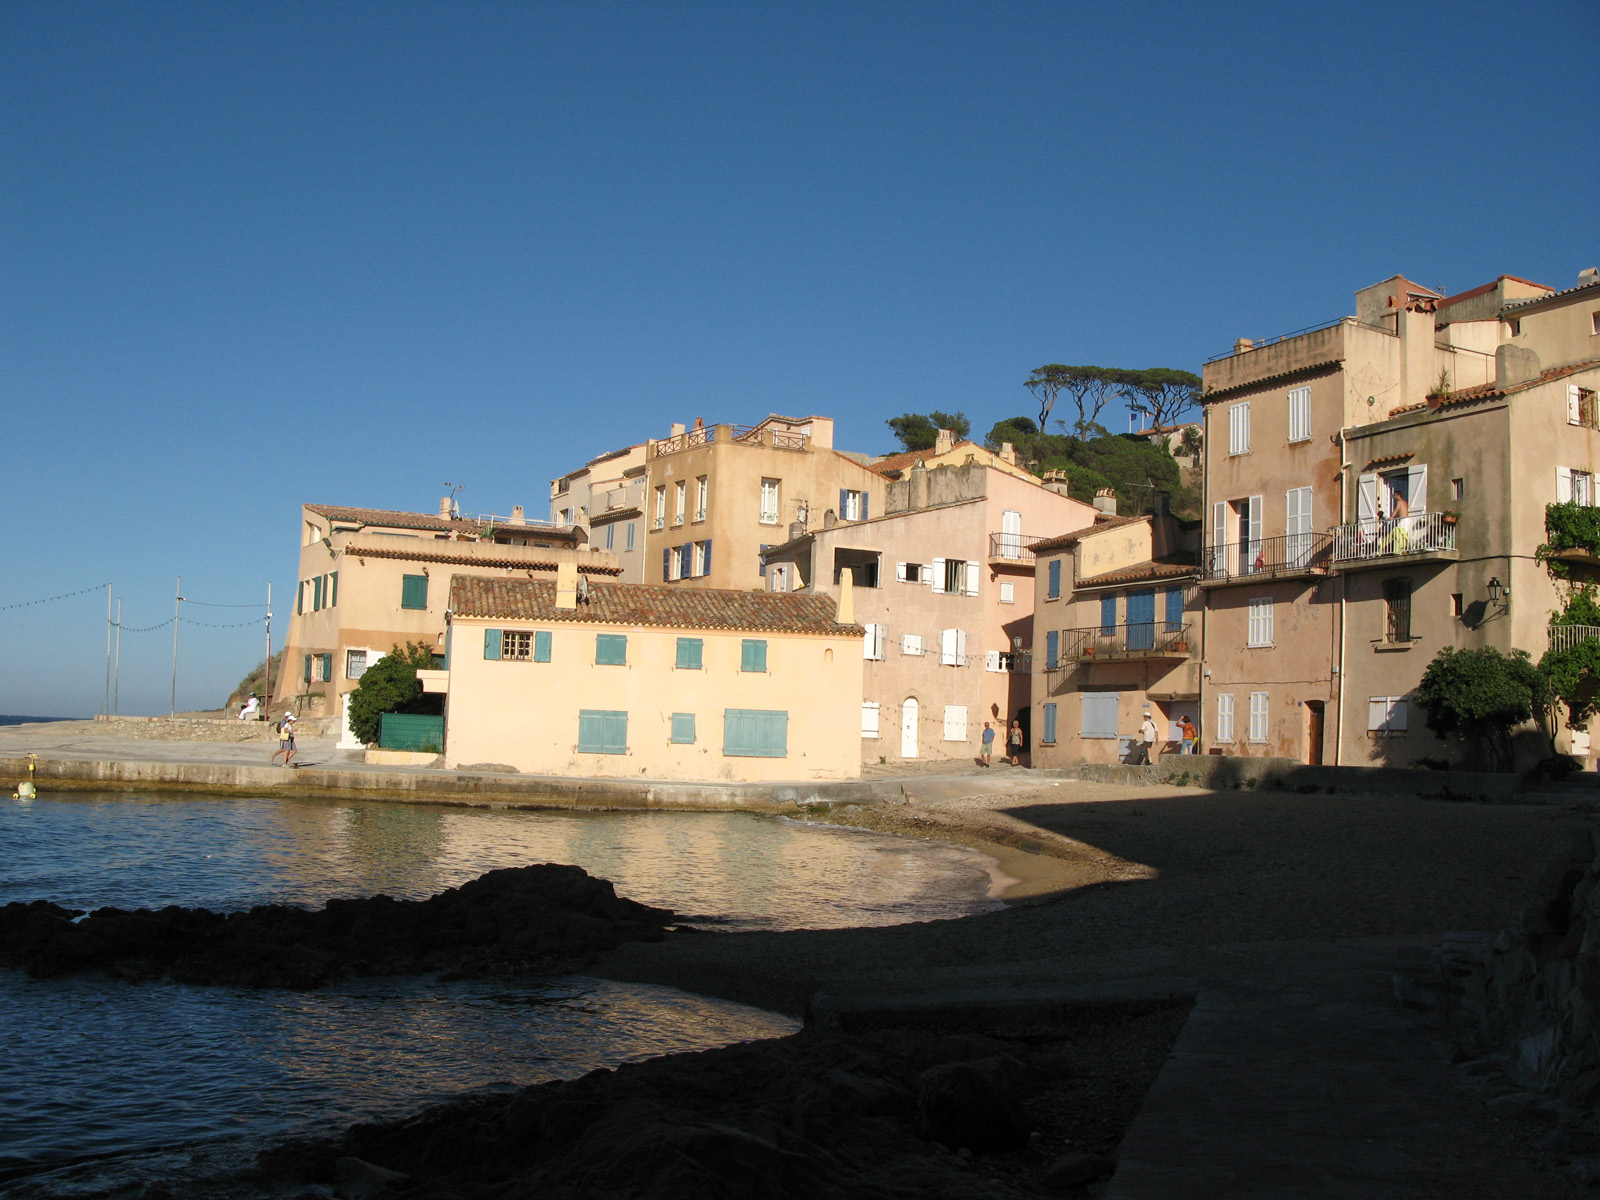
[439,567,864,781]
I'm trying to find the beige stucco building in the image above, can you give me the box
[437,568,863,781]
[1196,268,1600,768]
[550,444,650,582]
[280,500,614,744]
[1029,500,1201,765]
[762,454,1098,762]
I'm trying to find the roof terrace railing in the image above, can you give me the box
[1204,316,1392,364]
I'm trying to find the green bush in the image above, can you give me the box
[346,641,443,747]
[1414,646,1549,772]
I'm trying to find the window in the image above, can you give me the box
[1560,467,1596,505]
[401,574,428,610]
[1045,629,1059,669]
[1383,578,1412,642]
[501,631,533,661]
[897,562,927,584]
[862,623,886,660]
[741,639,768,673]
[723,709,788,758]
[1248,692,1269,743]
[943,558,966,593]
[938,628,968,666]
[1081,693,1119,739]
[675,637,703,669]
[1287,386,1311,443]
[1569,386,1598,430]
[1451,592,1464,618]
[839,489,869,521]
[759,478,780,524]
[1451,478,1465,501]
[1042,703,1058,744]
[605,523,615,550]
[767,562,792,592]
[1165,587,1184,632]
[1368,696,1409,737]
[1047,559,1062,599]
[672,480,686,525]
[861,702,880,738]
[1100,594,1116,635]
[1593,312,1600,336]
[670,713,696,744]
[695,476,708,521]
[1247,598,1273,647]
[578,709,628,754]
[625,523,636,551]
[1216,693,1235,742]
[943,705,968,742]
[346,649,368,680]
[1229,401,1251,455]
[595,633,628,665]
[693,540,713,577]
[653,486,666,529]
[1509,318,1521,337]
[901,633,924,656]
[1000,581,1015,604]
[927,557,978,595]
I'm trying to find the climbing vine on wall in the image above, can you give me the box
[1537,502,1600,579]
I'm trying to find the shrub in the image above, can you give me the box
[346,641,443,747]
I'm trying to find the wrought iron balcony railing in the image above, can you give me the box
[1056,621,1193,662]
[1550,625,1600,654]
[1202,532,1331,582]
[988,531,1051,560]
[1331,511,1457,564]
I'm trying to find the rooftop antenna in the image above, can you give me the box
[443,481,465,519]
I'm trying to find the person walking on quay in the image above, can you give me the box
[271,711,297,765]
[1007,718,1024,767]
[1178,713,1197,755]
[979,721,995,767]
[1137,710,1160,765]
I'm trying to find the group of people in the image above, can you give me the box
[977,719,1026,767]
[239,692,299,765]
[1128,711,1199,763]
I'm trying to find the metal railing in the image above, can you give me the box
[1331,511,1457,563]
[1059,622,1193,660]
[1204,316,1391,364]
[988,531,1051,559]
[1202,532,1331,582]
[1550,625,1600,654]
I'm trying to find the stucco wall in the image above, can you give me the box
[1512,286,1600,372]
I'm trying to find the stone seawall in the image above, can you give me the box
[1046,756,1522,802]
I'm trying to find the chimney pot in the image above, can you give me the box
[439,497,453,518]
[999,441,1016,464]
[555,561,579,610]
[511,504,525,525]
[1233,338,1255,355]
[1581,267,1599,286]
[935,428,955,455]
[1092,488,1118,516]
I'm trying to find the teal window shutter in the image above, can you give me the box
[303,654,312,683]
[740,639,768,672]
[483,628,501,660]
[297,582,304,615]
[401,575,428,609]
[320,653,333,682]
[596,633,627,665]
[578,709,628,754]
[1046,629,1059,669]
[1044,703,1058,743]
[534,631,551,662]
[1047,559,1061,599]
[312,576,322,611]
[723,709,788,757]
[330,571,338,607]
[670,712,696,743]
[676,637,703,669]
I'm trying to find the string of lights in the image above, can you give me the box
[0,584,111,612]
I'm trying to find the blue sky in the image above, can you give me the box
[2,1,1595,716]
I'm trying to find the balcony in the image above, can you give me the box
[1331,511,1458,568]
[1059,622,1194,662]
[1201,532,1331,586]
[653,424,811,457]
[1550,625,1600,654]
[988,531,1051,562]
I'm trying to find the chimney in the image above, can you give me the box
[1041,468,1072,497]
[670,422,686,437]
[1092,488,1117,516]
[555,560,579,610]
[999,441,1016,465]
[1152,490,1170,519]
[1233,338,1255,355]
[1581,267,1599,287]
[1495,343,1541,389]
[439,497,452,518]
[788,520,805,542]
[935,428,955,455]
[836,570,855,626]
[511,505,526,525]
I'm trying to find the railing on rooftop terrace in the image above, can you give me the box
[1204,316,1392,364]
[1201,532,1331,582]
[1550,625,1600,654]
[1330,511,1457,564]
[988,531,1051,559]
[653,425,810,455]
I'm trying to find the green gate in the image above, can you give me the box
[378,713,444,752]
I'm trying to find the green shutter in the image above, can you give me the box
[723,709,788,757]
[297,582,304,615]
[330,571,338,607]
[401,575,428,609]
[483,628,501,660]
[740,639,768,672]
[670,712,696,744]
[596,633,627,665]
[534,630,551,662]
[303,653,312,683]
[320,653,333,681]
[578,709,628,754]
[676,637,703,669]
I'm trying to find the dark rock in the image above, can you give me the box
[916,1055,1030,1152]
[1041,1151,1115,1189]
[334,1155,409,1198]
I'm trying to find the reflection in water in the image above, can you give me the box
[0,792,999,1193]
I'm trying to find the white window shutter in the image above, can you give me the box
[1571,384,1583,425]
[964,561,980,596]
[956,629,968,663]
[1368,698,1387,732]
[940,628,957,665]
[1389,699,1408,732]
[920,563,933,585]
[931,557,946,594]
[861,702,880,737]
[1558,467,1574,503]
[896,562,907,582]
[985,649,1001,672]
[1407,465,1428,513]
[1357,473,1378,523]
[1248,495,1263,548]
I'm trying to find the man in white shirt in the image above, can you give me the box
[1137,712,1159,764]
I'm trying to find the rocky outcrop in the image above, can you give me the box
[0,864,673,988]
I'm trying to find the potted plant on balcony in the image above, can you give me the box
[1440,510,1460,526]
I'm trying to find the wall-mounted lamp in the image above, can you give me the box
[1487,576,1510,613]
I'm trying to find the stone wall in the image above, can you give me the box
[1042,756,1521,803]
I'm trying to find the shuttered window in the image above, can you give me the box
[1042,703,1058,744]
[939,628,967,665]
[863,623,886,660]
[676,637,703,669]
[578,709,628,754]
[1081,693,1119,738]
[400,575,428,610]
[1216,693,1235,742]
[1045,629,1059,669]
[1249,692,1269,743]
[1247,598,1273,647]
[741,639,768,673]
[1287,387,1311,443]
[723,709,788,758]
[1165,587,1184,631]
[901,633,924,656]
[1229,401,1251,455]
[1100,594,1117,635]
[861,702,880,738]
[595,634,628,665]
[943,705,968,742]
[670,713,696,744]
[1047,558,1061,599]
[1368,696,1409,736]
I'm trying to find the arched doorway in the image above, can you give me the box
[901,697,919,759]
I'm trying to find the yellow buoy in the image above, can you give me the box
[13,754,38,800]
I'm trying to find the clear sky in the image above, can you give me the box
[2,1,1595,717]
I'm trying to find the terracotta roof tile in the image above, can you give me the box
[346,546,623,575]
[449,578,856,635]
[1076,556,1199,589]
[308,504,579,542]
[1030,514,1145,554]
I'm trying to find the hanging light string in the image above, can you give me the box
[115,617,175,634]
[183,599,268,608]
[114,614,265,633]
[179,615,265,629]
[0,583,112,612]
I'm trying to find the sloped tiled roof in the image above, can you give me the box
[1075,555,1199,589]
[307,504,580,542]
[1422,359,1600,412]
[449,577,856,635]
[870,440,1002,478]
[346,546,623,575]
[1502,276,1600,312]
[1029,514,1146,554]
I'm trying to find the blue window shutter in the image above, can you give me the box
[1100,593,1116,634]
[839,488,847,516]
[534,630,551,662]
[626,523,635,551]
[1048,559,1061,599]
[663,547,671,581]
[741,639,767,672]
[483,629,501,660]
[670,712,696,743]
[703,539,712,576]
[680,544,692,578]
[330,571,338,607]
[303,654,312,683]
[1046,629,1059,669]
[1044,703,1058,743]
[861,492,869,520]
[1165,587,1184,631]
